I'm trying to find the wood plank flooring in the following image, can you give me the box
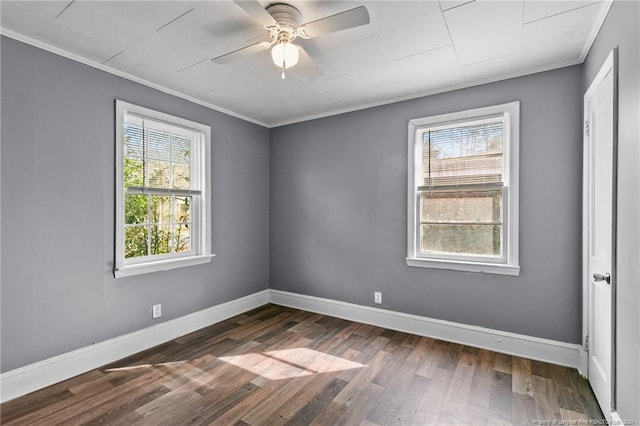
[1,304,603,425]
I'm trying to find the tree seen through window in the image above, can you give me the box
[123,122,192,259]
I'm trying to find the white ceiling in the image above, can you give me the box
[1,0,610,127]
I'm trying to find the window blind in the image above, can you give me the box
[421,120,504,189]
[123,114,193,192]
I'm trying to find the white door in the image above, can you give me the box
[584,50,616,416]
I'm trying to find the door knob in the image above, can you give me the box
[593,272,611,284]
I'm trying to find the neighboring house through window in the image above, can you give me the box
[407,102,520,275]
[114,100,213,278]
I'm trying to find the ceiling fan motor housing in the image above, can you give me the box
[267,3,302,42]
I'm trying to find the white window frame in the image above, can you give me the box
[406,102,520,276]
[114,100,214,278]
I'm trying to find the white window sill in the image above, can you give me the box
[406,257,520,276]
[114,254,215,278]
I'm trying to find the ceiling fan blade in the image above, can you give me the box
[295,46,324,81]
[211,41,271,65]
[233,0,277,28]
[297,6,370,39]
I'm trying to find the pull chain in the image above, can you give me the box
[281,58,286,80]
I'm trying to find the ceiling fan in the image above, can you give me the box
[212,0,370,80]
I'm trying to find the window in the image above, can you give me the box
[407,102,520,275]
[114,100,213,278]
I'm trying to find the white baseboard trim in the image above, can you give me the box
[0,290,269,403]
[578,346,589,377]
[608,411,625,425]
[610,411,625,425]
[269,290,583,370]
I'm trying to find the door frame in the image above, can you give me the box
[582,48,618,414]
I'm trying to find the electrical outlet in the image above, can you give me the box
[374,291,382,304]
[152,304,162,319]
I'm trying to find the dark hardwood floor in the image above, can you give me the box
[1,304,603,425]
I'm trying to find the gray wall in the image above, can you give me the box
[0,37,270,372]
[270,65,584,344]
[583,1,640,421]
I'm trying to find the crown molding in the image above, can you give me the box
[0,28,269,128]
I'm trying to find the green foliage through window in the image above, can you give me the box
[123,121,193,259]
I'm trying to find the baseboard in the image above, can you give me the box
[610,411,624,424]
[0,290,269,403]
[577,346,589,377]
[269,290,583,369]
[607,411,626,425]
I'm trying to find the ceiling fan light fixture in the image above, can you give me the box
[271,42,299,68]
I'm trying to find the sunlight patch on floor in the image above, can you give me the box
[219,348,365,380]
